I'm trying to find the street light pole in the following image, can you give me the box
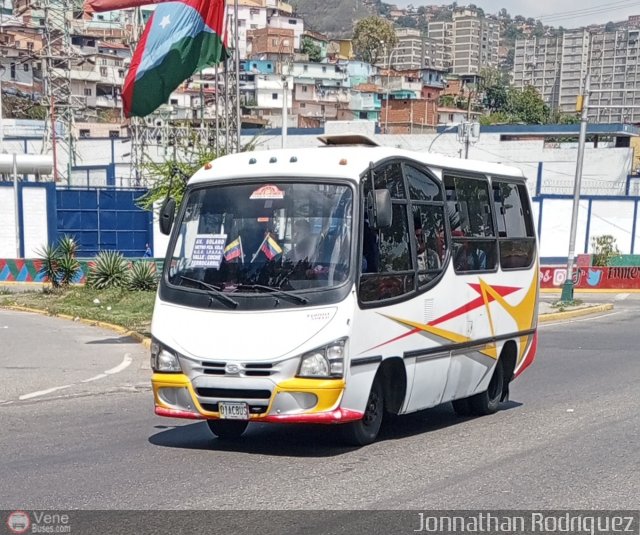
[0,64,5,154]
[279,39,291,148]
[13,153,20,258]
[561,73,591,303]
[281,77,288,148]
[384,47,399,134]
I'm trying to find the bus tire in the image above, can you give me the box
[469,359,504,416]
[206,419,248,439]
[341,377,384,447]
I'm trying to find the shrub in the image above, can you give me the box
[128,261,158,291]
[88,251,129,290]
[591,235,620,266]
[57,255,81,286]
[36,235,81,287]
[57,235,79,258]
[37,244,61,288]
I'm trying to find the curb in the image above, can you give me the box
[0,304,152,349]
[538,303,614,323]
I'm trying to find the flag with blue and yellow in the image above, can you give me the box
[224,236,243,262]
[261,234,282,260]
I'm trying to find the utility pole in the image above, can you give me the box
[281,77,288,148]
[234,0,241,151]
[561,73,591,303]
[464,89,473,158]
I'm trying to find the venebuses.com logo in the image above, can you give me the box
[6,511,30,534]
[5,511,71,534]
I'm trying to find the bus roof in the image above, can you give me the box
[189,144,526,186]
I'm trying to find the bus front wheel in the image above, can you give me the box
[341,377,384,446]
[206,419,248,439]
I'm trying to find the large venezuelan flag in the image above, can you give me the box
[122,0,227,118]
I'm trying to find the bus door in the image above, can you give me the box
[440,172,501,402]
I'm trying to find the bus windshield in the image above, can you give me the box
[166,181,354,294]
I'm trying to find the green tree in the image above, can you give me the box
[549,109,580,124]
[480,111,514,126]
[395,15,417,28]
[605,21,616,32]
[478,67,510,113]
[353,16,397,65]
[507,85,550,124]
[533,21,545,38]
[301,37,322,62]
[138,132,259,211]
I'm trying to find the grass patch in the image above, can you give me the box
[550,298,584,312]
[0,287,155,336]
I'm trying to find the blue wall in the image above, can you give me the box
[56,188,152,258]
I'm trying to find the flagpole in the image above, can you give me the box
[234,0,241,152]
[224,12,231,155]
[239,236,244,264]
[215,61,219,156]
[251,233,269,263]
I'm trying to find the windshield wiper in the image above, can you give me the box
[178,276,239,309]
[236,284,309,304]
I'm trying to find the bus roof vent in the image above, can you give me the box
[317,133,379,147]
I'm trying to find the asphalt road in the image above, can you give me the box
[0,299,638,514]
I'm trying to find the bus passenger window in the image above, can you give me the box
[445,174,497,274]
[413,205,447,287]
[359,162,414,304]
[493,181,536,270]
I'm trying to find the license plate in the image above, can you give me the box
[218,401,249,420]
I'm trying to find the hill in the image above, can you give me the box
[289,0,378,38]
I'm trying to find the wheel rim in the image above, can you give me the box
[363,388,381,427]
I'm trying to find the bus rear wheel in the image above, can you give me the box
[469,359,504,416]
[206,419,248,439]
[452,359,504,417]
[341,377,384,447]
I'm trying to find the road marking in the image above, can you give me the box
[540,311,620,328]
[81,373,108,383]
[104,354,133,375]
[615,293,630,301]
[19,384,74,401]
[17,354,134,401]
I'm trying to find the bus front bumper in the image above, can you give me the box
[152,373,363,424]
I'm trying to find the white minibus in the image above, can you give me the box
[151,135,539,445]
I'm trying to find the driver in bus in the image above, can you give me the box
[288,219,316,264]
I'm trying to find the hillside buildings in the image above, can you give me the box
[513,28,640,122]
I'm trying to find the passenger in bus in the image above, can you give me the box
[362,215,379,273]
[454,240,487,271]
[414,217,440,273]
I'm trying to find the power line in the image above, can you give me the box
[534,0,636,19]
[538,2,640,23]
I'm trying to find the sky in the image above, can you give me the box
[392,0,640,27]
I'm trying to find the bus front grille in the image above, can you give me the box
[195,387,272,399]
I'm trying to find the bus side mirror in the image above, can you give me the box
[367,189,392,229]
[159,198,176,236]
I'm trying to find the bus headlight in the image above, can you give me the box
[151,339,182,373]
[297,339,347,379]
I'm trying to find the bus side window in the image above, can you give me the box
[405,164,448,289]
[493,181,536,270]
[445,174,498,274]
[359,162,414,303]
